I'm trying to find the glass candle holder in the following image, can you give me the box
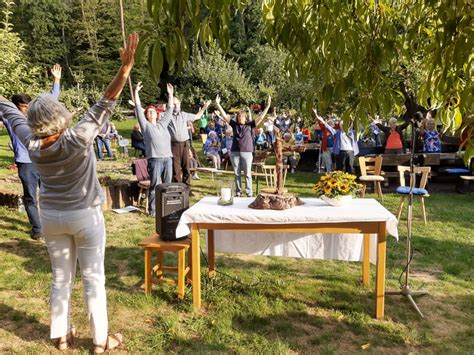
[217,180,234,206]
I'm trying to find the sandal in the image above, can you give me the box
[55,325,77,351]
[93,333,123,354]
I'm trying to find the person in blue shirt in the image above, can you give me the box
[1,64,62,241]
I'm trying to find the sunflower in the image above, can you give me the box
[339,184,350,193]
[328,179,338,187]
[323,186,332,194]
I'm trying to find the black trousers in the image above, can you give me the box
[336,150,354,174]
[171,141,191,186]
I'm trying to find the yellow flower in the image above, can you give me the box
[328,179,337,187]
[340,184,350,193]
[324,186,332,194]
[320,175,328,181]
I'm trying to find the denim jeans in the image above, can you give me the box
[95,137,113,160]
[230,151,253,196]
[321,149,333,172]
[17,162,41,235]
[41,206,108,344]
[148,157,173,215]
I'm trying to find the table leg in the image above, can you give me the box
[375,222,387,319]
[362,233,370,288]
[191,223,201,311]
[144,248,151,294]
[208,229,216,277]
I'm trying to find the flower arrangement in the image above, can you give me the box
[312,171,363,198]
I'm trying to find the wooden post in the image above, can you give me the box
[208,230,216,277]
[144,248,151,294]
[375,222,387,319]
[362,233,370,287]
[191,224,201,311]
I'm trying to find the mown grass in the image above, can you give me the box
[0,119,473,353]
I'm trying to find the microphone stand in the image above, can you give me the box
[385,119,429,318]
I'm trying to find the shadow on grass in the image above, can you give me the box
[0,303,49,342]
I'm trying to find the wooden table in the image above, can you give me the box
[189,220,388,319]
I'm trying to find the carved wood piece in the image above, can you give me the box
[248,192,304,210]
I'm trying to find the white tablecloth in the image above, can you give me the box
[176,197,398,264]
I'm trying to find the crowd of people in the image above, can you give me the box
[0,28,449,352]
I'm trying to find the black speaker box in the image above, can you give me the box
[155,183,189,241]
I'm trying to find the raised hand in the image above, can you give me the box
[135,81,143,93]
[266,95,272,107]
[215,95,221,105]
[119,32,139,69]
[203,99,211,109]
[167,83,174,96]
[51,64,62,82]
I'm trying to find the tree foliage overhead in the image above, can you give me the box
[177,49,257,109]
[141,1,472,128]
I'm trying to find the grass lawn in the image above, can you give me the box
[0,119,473,353]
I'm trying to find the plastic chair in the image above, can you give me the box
[358,156,384,201]
[396,166,431,225]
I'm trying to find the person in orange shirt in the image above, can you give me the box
[373,117,409,154]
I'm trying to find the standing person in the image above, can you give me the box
[198,109,208,134]
[168,96,211,187]
[0,64,62,241]
[315,111,359,173]
[312,109,334,172]
[373,116,409,154]
[215,95,271,197]
[263,110,276,147]
[134,82,173,217]
[95,120,114,160]
[0,33,139,352]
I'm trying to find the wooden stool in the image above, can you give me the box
[139,234,192,300]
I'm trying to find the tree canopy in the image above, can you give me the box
[140,1,472,126]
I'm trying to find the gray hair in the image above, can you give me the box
[27,93,72,137]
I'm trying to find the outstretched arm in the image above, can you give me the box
[256,96,271,126]
[133,81,147,129]
[194,100,211,121]
[103,33,138,100]
[313,109,336,135]
[215,95,230,123]
[50,64,62,100]
[73,32,139,145]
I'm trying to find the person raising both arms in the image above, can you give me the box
[134,81,174,216]
[0,64,62,241]
[168,93,211,189]
[0,32,139,353]
[215,95,271,197]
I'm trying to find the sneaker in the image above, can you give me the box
[236,192,241,197]
[291,168,295,174]
[31,232,44,241]
[192,174,201,180]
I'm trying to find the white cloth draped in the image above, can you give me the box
[176,197,398,264]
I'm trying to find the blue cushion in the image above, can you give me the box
[396,186,428,195]
[446,168,470,174]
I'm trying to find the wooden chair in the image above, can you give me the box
[139,234,192,300]
[252,150,271,176]
[396,166,431,225]
[260,164,289,194]
[132,158,150,213]
[358,156,384,201]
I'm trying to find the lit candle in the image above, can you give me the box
[221,187,232,201]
